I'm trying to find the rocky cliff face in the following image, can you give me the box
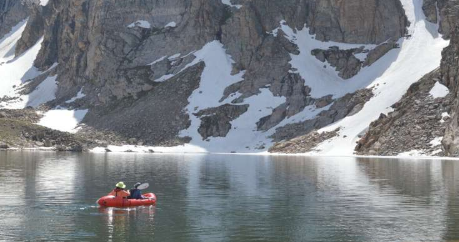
[0,0,424,153]
[0,0,30,39]
[308,0,407,44]
[441,14,459,156]
[423,0,459,38]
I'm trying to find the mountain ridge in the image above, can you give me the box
[0,0,457,156]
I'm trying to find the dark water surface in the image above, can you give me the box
[1,152,459,241]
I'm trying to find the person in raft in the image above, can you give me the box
[128,182,145,200]
[108,182,130,198]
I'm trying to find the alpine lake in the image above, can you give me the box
[1,151,459,241]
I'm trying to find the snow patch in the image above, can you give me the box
[429,81,449,98]
[149,54,181,66]
[398,150,427,157]
[165,22,177,28]
[354,53,368,62]
[221,0,242,9]
[267,27,280,37]
[91,144,207,154]
[0,36,44,109]
[0,34,60,109]
[168,53,181,60]
[440,112,450,124]
[127,20,151,29]
[26,75,58,108]
[149,56,166,65]
[180,41,245,111]
[280,21,379,98]
[150,53,185,82]
[182,89,285,152]
[430,137,443,147]
[39,0,49,6]
[65,88,86,103]
[0,19,27,63]
[38,109,88,133]
[178,41,288,152]
[154,74,174,83]
[45,62,59,72]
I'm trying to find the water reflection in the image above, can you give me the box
[97,206,156,242]
[1,152,459,241]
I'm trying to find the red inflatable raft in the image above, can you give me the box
[97,193,157,207]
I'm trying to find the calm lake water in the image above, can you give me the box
[1,152,459,241]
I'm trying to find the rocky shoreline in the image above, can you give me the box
[0,109,99,152]
[0,108,186,153]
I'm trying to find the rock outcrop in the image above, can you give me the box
[312,46,364,79]
[0,0,30,39]
[440,12,459,156]
[307,0,407,44]
[269,129,340,154]
[14,2,43,56]
[356,70,451,156]
[196,104,249,139]
[363,41,399,67]
[270,88,373,143]
[423,0,459,39]
[311,42,400,80]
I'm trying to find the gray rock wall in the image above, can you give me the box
[441,14,459,155]
[423,0,459,39]
[308,0,407,44]
[0,0,31,39]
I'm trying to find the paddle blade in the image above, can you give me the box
[137,183,149,190]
